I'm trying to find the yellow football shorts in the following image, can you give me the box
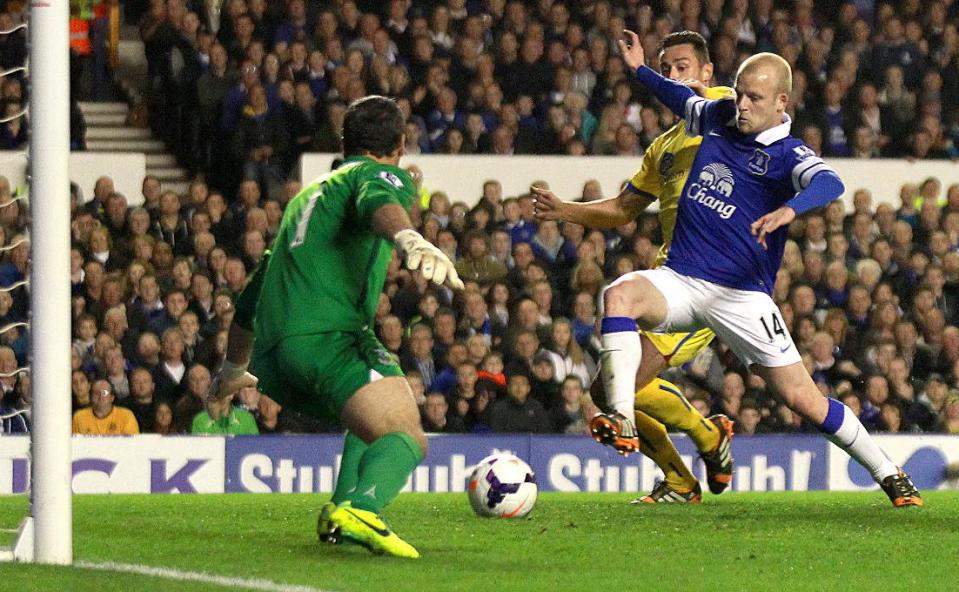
[643,327,715,366]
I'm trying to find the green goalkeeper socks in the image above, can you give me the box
[331,431,367,505]
[348,431,423,514]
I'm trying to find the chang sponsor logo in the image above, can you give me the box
[685,162,737,219]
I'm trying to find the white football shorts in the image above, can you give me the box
[607,267,802,368]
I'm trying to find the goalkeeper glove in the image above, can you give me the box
[206,360,258,418]
[393,228,465,290]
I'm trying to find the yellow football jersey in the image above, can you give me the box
[628,86,734,266]
[72,406,140,436]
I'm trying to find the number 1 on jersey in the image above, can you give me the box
[290,169,340,248]
[290,189,322,248]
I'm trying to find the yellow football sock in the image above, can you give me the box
[635,378,720,454]
[633,410,697,492]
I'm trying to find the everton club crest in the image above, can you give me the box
[747,149,770,176]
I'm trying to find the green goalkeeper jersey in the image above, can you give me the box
[253,156,415,353]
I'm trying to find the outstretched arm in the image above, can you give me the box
[619,30,733,136]
[619,30,697,117]
[532,185,654,229]
[372,203,465,290]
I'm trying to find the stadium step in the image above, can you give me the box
[84,138,168,153]
[78,101,129,116]
[145,153,178,168]
[79,100,192,193]
[150,166,189,182]
[84,112,128,126]
[85,126,154,140]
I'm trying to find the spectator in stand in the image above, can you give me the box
[401,323,438,390]
[0,397,27,434]
[222,58,274,134]
[80,176,113,220]
[0,10,26,74]
[232,84,291,200]
[287,81,321,162]
[463,290,500,346]
[149,288,188,336]
[737,401,764,436]
[151,191,190,257]
[274,0,313,47]
[192,400,259,435]
[529,352,560,408]
[173,363,212,433]
[713,372,746,423]
[874,16,923,88]
[71,369,92,413]
[123,366,158,432]
[72,379,139,436]
[819,81,852,157]
[153,327,188,402]
[850,125,880,158]
[197,43,234,175]
[426,86,466,150]
[489,370,551,433]
[316,100,348,153]
[150,400,176,435]
[454,230,507,287]
[130,274,165,334]
[421,391,454,433]
[102,346,130,401]
[544,317,595,386]
[550,375,587,434]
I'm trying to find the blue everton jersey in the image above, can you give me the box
[664,95,835,295]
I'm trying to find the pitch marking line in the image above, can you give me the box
[75,560,332,592]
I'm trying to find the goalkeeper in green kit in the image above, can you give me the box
[208,95,463,559]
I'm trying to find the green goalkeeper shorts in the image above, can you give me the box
[251,328,404,421]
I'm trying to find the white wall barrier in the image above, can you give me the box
[0,151,953,212]
[1,434,956,495]
[0,151,951,212]
[0,151,146,207]
[301,153,959,210]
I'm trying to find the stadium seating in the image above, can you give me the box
[1,0,958,437]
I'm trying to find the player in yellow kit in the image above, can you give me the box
[533,32,733,503]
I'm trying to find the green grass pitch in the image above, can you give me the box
[1,492,957,591]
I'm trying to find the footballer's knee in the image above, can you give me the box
[602,279,641,315]
[603,277,663,325]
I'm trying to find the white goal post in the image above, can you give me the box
[0,0,74,565]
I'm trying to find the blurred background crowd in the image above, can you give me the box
[1,0,959,437]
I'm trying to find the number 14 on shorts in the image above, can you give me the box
[758,310,791,352]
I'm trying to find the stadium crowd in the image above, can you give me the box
[2,1,959,437]
[3,161,959,437]
[122,0,959,196]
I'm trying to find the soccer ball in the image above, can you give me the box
[468,453,538,518]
